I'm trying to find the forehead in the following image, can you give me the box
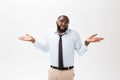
[57,16,69,22]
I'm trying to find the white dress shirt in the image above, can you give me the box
[34,28,88,67]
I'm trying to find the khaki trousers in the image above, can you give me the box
[48,68,75,80]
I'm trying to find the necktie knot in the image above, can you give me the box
[59,34,63,37]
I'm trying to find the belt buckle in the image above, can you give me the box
[66,67,70,70]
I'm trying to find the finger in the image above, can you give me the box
[94,37,104,42]
[100,38,104,40]
[97,37,104,40]
[25,34,31,37]
[89,34,97,39]
[18,37,25,40]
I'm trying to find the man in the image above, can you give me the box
[18,15,104,80]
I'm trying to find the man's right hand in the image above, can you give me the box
[18,34,35,43]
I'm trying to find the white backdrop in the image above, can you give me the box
[0,0,120,80]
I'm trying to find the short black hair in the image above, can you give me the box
[57,15,69,23]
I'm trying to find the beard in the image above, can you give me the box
[57,25,68,33]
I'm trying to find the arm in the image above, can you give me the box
[75,33,104,56]
[18,34,49,52]
[74,33,88,56]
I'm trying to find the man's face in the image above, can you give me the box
[56,16,69,33]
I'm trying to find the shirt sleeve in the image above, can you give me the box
[33,37,49,52]
[74,32,88,56]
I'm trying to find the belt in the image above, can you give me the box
[50,65,74,70]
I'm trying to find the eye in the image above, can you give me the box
[64,21,69,24]
[59,20,64,22]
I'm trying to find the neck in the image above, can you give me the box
[57,30,62,35]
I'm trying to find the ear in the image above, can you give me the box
[56,21,58,25]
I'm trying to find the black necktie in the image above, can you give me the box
[58,35,64,69]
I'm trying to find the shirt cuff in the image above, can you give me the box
[83,44,88,51]
[33,40,40,48]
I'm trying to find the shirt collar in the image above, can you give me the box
[54,28,70,35]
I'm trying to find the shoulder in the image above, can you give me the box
[68,29,79,35]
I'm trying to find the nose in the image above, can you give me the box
[62,22,66,26]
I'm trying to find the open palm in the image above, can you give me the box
[18,34,35,43]
[86,34,104,43]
